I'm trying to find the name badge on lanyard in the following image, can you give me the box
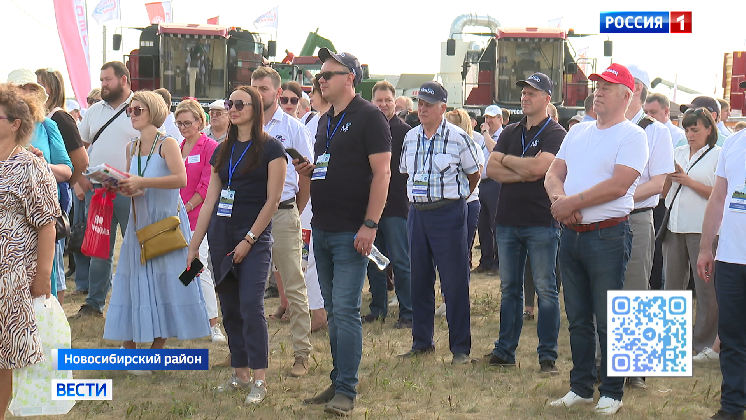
[218,140,251,217]
[312,112,346,181]
[412,173,429,196]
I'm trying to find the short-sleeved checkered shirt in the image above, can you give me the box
[399,118,481,203]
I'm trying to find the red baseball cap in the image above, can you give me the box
[589,63,635,91]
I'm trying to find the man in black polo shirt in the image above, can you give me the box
[363,80,413,328]
[294,48,391,416]
[485,72,566,375]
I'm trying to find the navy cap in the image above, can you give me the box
[318,48,363,86]
[516,72,553,96]
[418,81,448,103]
[680,96,720,115]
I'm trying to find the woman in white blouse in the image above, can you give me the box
[662,107,721,355]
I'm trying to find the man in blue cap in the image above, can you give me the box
[398,81,481,365]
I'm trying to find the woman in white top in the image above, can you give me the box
[662,107,721,355]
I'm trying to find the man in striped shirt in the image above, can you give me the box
[397,81,481,365]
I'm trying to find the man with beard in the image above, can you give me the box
[73,61,139,318]
[250,66,314,378]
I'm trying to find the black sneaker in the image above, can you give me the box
[488,353,516,367]
[393,318,412,329]
[540,360,559,376]
[70,304,103,319]
[398,346,435,358]
[264,286,279,299]
[626,377,647,389]
[324,393,355,416]
[361,314,385,324]
[304,384,336,405]
[710,410,745,420]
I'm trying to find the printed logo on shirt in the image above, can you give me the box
[275,134,287,144]
[341,123,351,132]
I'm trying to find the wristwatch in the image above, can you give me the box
[363,219,378,229]
[246,231,258,243]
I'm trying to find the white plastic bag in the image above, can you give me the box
[9,297,75,416]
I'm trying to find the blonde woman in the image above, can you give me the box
[102,91,210,369]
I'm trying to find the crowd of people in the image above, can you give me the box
[1,53,746,420]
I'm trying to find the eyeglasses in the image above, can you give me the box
[209,110,225,117]
[314,71,350,82]
[0,116,14,121]
[225,100,251,111]
[175,120,195,129]
[280,96,299,105]
[126,106,147,117]
[87,97,98,105]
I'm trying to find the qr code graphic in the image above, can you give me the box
[607,291,692,377]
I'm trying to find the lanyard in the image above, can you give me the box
[325,112,346,151]
[418,125,438,169]
[227,140,252,189]
[520,118,551,156]
[137,136,159,177]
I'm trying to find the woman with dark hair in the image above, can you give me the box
[0,83,61,420]
[188,85,286,404]
[662,107,721,357]
[280,81,302,118]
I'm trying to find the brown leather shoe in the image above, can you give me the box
[290,356,309,377]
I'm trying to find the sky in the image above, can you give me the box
[3,0,746,107]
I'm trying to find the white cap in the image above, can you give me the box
[209,99,225,110]
[7,69,48,100]
[626,64,650,89]
[302,91,310,101]
[484,105,502,117]
[66,99,80,111]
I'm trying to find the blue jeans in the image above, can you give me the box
[477,179,501,270]
[78,188,131,312]
[714,261,746,416]
[560,222,631,401]
[72,193,89,292]
[493,225,560,364]
[313,229,369,400]
[366,216,413,320]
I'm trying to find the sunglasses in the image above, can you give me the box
[87,97,98,105]
[126,106,147,117]
[175,120,195,129]
[225,100,251,111]
[280,96,299,105]
[684,107,710,115]
[314,71,350,82]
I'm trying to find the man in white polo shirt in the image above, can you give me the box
[251,66,314,378]
[644,93,685,147]
[622,64,674,389]
[545,63,648,415]
[73,61,139,318]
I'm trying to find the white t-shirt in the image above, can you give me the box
[161,113,184,142]
[665,120,685,147]
[717,121,732,139]
[265,107,314,202]
[665,144,720,233]
[305,113,321,145]
[715,129,746,264]
[631,109,674,209]
[79,92,140,172]
[467,133,486,202]
[555,120,648,223]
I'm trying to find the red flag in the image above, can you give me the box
[145,1,172,24]
[207,16,219,25]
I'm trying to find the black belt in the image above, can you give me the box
[412,199,458,211]
[630,207,653,215]
[278,198,295,209]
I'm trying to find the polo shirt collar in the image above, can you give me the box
[268,106,285,124]
[422,118,447,140]
[631,108,645,124]
[519,115,551,130]
[326,94,363,118]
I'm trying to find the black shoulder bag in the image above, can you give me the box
[90,100,130,146]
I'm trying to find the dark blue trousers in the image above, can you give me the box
[715,261,746,416]
[408,199,471,355]
[477,179,501,270]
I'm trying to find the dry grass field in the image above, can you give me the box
[9,238,724,420]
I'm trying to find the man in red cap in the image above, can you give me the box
[545,63,649,415]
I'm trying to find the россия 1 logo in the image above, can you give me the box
[600,11,692,33]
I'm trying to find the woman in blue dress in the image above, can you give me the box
[103,90,210,366]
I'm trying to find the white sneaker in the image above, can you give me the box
[244,379,267,404]
[389,296,399,308]
[549,391,594,408]
[211,324,227,343]
[594,396,623,415]
[435,303,447,317]
[693,347,719,362]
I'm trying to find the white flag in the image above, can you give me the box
[253,6,279,29]
[548,17,562,28]
[91,0,120,25]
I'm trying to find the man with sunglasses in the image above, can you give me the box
[398,81,481,366]
[294,48,392,416]
[73,61,139,319]
[249,66,315,379]
[204,100,228,143]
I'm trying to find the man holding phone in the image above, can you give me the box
[251,67,315,378]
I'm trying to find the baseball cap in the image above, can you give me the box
[318,48,363,86]
[65,99,80,111]
[516,72,553,95]
[467,111,478,120]
[626,64,650,89]
[589,63,635,91]
[209,99,225,111]
[484,105,502,117]
[680,96,720,114]
[7,69,48,100]
[417,81,448,104]
[569,114,583,123]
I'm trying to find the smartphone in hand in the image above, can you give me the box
[179,258,204,286]
[285,147,308,164]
